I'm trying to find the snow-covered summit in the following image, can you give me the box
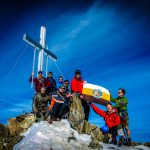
[13,120,150,150]
[13,120,92,150]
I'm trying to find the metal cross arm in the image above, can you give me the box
[23,34,57,61]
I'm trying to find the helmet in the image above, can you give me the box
[101,125,109,133]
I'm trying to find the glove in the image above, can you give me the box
[76,92,81,97]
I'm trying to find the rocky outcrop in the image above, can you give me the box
[144,142,150,148]
[8,113,35,136]
[68,94,103,149]
[131,142,142,146]
[0,123,23,150]
[0,113,35,150]
[69,94,85,133]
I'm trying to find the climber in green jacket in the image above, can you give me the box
[110,88,131,146]
[33,87,51,122]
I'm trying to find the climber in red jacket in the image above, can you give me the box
[71,70,84,94]
[71,70,90,121]
[90,102,125,146]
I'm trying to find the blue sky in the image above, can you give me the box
[0,0,150,142]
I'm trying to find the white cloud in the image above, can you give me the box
[65,20,90,39]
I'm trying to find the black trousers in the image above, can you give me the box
[81,100,90,121]
[109,126,118,138]
[50,102,69,118]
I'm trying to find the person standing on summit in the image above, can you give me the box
[47,71,57,95]
[71,70,90,121]
[63,79,71,94]
[29,71,50,92]
[110,88,131,145]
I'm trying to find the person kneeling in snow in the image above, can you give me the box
[89,102,126,147]
[48,85,72,123]
[33,87,51,122]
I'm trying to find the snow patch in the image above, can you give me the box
[13,120,92,150]
[100,142,150,150]
[13,120,150,150]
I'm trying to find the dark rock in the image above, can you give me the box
[4,136,24,150]
[68,132,77,143]
[144,142,150,148]
[108,147,116,149]
[0,123,9,139]
[131,142,143,146]
[0,123,10,150]
[16,115,26,122]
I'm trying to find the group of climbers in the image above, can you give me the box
[29,69,131,147]
[29,69,90,122]
[29,71,71,122]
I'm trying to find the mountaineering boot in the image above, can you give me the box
[127,137,131,146]
[103,133,110,143]
[111,136,117,145]
[118,137,125,147]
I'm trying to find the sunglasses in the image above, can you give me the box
[64,82,69,84]
[118,92,122,93]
